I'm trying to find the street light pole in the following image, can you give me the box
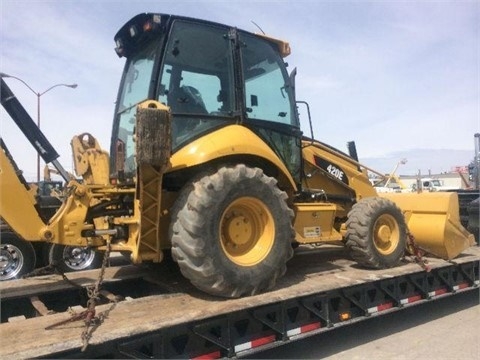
[0,73,77,182]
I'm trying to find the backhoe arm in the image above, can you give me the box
[0,77,70,181]
[0,77,103,246]
[0,141,46,240]
[0,139,96,246]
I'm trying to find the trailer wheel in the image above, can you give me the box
[48,244,104,273]
[0,233,36,280]
[170,164,294,298]
[346,197,406,269]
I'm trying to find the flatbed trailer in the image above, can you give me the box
[1,245,479,359]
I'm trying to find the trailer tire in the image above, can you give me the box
[0,233,36,280]
[170,164,294,298]
[346,197,406,269]
[48,244,104,273]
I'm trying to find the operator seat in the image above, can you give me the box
[169,85,208,114]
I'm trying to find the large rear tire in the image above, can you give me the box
[170,164,294,298]
[346,197,406,269]
[0,233,36,280]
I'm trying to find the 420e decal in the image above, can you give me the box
[313,156,349,185]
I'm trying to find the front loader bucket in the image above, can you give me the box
[379,192,475,259]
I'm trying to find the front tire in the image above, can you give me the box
[345,197,406,268]
[170,164,294,298]
[0,233,36,280]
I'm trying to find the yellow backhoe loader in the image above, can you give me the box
[0,13,474,297]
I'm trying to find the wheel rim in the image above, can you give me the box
[0,244,25,280]
[220,197,275,266]
[373,214,400,255]
[62,246,96,270]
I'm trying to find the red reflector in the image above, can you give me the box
[191,350,221,360]
[251,334,275,348]
[435,287,448,296]
[301,322,321,332]
[377,302,394,311]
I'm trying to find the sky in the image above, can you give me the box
[1,0,479,180]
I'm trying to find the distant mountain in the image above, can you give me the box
[360,149,473,176]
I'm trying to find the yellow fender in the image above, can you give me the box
[379,192,475,259]
[169,124,298,190]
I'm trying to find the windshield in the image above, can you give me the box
[112,41,158,178]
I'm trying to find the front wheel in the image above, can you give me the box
[345,197,406,269]
[170,164,295,298]
[48,244,104,273]
[0,234,36,280]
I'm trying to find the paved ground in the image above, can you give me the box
[248,290,479,359]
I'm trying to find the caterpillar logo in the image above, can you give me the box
[314,156,349,185]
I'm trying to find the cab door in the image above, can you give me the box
[239,32,302,186]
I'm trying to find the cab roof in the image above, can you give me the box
[114,13,290,58]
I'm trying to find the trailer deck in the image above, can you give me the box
[1,245,479,359]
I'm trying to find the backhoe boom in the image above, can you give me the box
[0,77,70,181]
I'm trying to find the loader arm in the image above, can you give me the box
[298,137,474,260]
[301,138,377,201]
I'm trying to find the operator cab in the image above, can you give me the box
[111,13,301,185]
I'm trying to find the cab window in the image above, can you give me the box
[241,34,296,126]
[157,20,234,114]
[157,20,235,148]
